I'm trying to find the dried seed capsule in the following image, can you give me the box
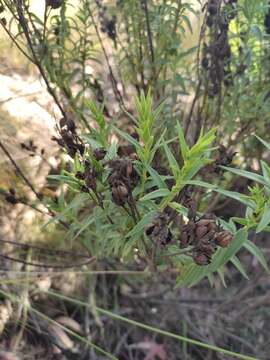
[9,188,16,196]
[207,221,218,232]
[201,57,209,69]
[208,4,218,15]
[5,194,18,205]
[180,231,189,248]
[215,231,233,247]
[75,171,85,180]
[195,225,208,239]
[81,185,89,193]
[46,0,62,9]
[126,161,133,176]
[196,219,211,226]
[199,243,216,256]
[112,184,129,205]
[85,169,97,190]
[193,251,210,266]
[1,17,7,26]
[93,148,107,161]
[59,117,76,133]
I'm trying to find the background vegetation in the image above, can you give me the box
[0,0,270,359]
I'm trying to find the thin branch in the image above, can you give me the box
[0,252,96,269]
[0,238,91,259]
[141,0,155,66]
[16,1,67,119]
[0,139,42,201]
[88,6,127,111]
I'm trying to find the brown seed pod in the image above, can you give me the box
[208,3,218,15]
[201,57,209,68]
[126,161,133,176]
[207,221,218,232]
[85,168,97,190]
[46,0,62,9]
[146,213,172,245]
[193,251,210,266]
[75,171,85,180]
[196,219,212,226]
[112,184,129,205]
[215,231,233,247]
[195,225,208,239]
[5,193,18,205]
[198,243,216,256]
[60,117,76,133]
[93,148,107,161]
[0,17,7,26]
[180,230,189,248]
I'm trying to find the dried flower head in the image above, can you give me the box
[215,231,233,247]
[46,0,62,9]
[146,213,172,245]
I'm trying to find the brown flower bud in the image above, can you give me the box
[215,231,233,247]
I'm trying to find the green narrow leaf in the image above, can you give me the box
[244,240,269,273]
[220,166,269,188]
[260,160,270,184]
[43,193,89,228]
[217,267,227,287]
[72,212,96,240]
[256,203,270,233]
[230,256,249,279]
[176,122,189,161]
[163,140,179,176]
[169,202,188,217]
[125,211,156,238]
[207,273,214,287]
[187,180,255,208]
[189,128,216,158]
[146,165,168,189]
[255,135,270,151]
[140,189,171,202]
[113,126,141,149]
